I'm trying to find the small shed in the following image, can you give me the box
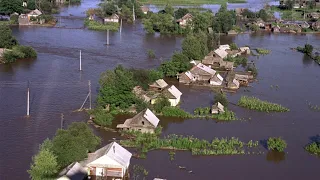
[211,102,225,114]
[104,14,119,23]
[239,47,251,54]
[86,142,132,179]
[117,108,160,133]
[210,73,224,86]
[149,79,168,91]
[179,71,196,84]
[163,85,182,107]
[202,55,222,66]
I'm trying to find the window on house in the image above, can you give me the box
[142,121,145,125]
[138,129,141,131]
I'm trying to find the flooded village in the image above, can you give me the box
[0,0,320,180]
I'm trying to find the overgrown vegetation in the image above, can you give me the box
[28,123,101,179]
[138,0,247,5]
[305,142,320,156]
[89,108,115,126]
[147,49,155,58]
[161,106,193,118]
[297,44,320,64]
[229,43,238,50]
[238,96,290,112]
[0,26,37,64]
[84,19,119,31]
[224,55,248,67]
[121,128,259,158]
[214,92,229,107]
[267,137,287,152]
[246,65,258,77]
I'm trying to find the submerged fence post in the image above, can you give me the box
[79,50,82,71]
[120,19,122,34]
[27,81,30,116]
[107,30,110,45]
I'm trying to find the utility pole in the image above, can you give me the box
[27,81,30,116]
[79,50,82,71]
[89,80,92,110]
[133,3,136,22]
[107,30,110,45]
[60,113,64,129]
[120,19,123,34]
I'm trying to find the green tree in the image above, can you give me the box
[0,25,19,49]
[164,3,174,16]
[258,9,269,21]
[286,0,294,10]
[28,141,59,180]
[214,92,228,108]
[191,11,213,33]
[213,4,236,33]
[182,34,207,60]
[174,8,189,19]
[304,44,313,56]
[229,43,238,50]
[52,122,101,167]
[101,1,117,16]
[121,5,133,21]
[0,0,23,14]
[154,96,171,113]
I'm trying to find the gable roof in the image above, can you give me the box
[214,48,228,59]
[195,63,216,75]
[65,162,87,180]
[28,9,42,16]
[87,142,132,168]
[177,13,193,22]
[166,85,182,99]
[143,108,160,127]
[185,71,195,80]
[141,6,149,12]
[151,79,168,89]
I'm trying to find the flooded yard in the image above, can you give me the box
[0,0,320,179]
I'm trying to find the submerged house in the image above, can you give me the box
[220,61,234,71]
[28,9,42,19]
[202,51,223,66]
[210,73,224,86]
[179,71,196,84]
[86,142,132,179]
[177,13,193,27]
[190,63,216,81]
[227,79,240,90]
[149,79,168,91]
[117,108,160,133]
[18,14,29,25]
[104,14,119,23]
[162,85,182,106]
[211,102,225,114]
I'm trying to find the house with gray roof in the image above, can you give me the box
[117,108,160,133]
[162,85,182,106]
[149,79,168,91]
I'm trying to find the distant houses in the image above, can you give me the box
[104,14,120,23]
[117,108,160,133]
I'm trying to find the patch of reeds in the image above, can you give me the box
[305,142,320,156]
[256,48,270,55]
[267,137,287,152]
[120,130,259,157]
[147,49,155,58]
[238,96,289,112]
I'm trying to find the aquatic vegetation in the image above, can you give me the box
[169,151,175,161]
[256,48,270,55]
[267,137,287,152]
[247,140,259,148]
[147,49,156,58]
[84,19,119,31]
[120,130,259,157]
[305,142,320,156]
[307,101,320,112]
[161,106,193,118]
[238,96,290,112]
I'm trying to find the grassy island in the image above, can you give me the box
[238,96,289,112]
[120,128,259,158]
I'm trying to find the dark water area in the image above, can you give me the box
[1,0,320,179]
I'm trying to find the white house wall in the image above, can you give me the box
[169,97,180,107]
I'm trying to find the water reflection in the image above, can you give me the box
[302,54,313,66]
[266,150,286,163]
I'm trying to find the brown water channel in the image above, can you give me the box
[1,0,320,179]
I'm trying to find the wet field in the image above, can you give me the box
[0,0,319,179]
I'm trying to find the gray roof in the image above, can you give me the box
[214,48,228,59]
[143,108,160,127]
[65,162,87,180]
[196,63,216,75]
[149,79,168,89]
[167,85,182,99]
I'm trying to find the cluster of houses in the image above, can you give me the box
[18,9,43,25]
[280,0,320,9]
[178,44,252,90]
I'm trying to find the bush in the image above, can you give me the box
[147,49,155,58]
[305,142,320,156]
[229,43,238,50]
[267,137,287,152]
[161,106,193,118]
[214,92,228,108]
[238,96,289,112]
[91,108,114,126]
[3,46,37,63]
[14,46,37,58]
[153,96,171,113]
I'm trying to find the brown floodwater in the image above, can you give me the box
[0,0,320,179]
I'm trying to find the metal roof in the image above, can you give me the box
[167,85,182,99]
[185,71,195,80]
[196,63,216,75]
[155,79,168,88]
[214,48,228,59]
[144,108,160,127]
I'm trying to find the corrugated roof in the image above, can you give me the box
[155,79,168,88]
[87,142,132,168]
[167,85,182,99]
[214,48,228,59]
[144,108,160,127]
[196,63,216,75]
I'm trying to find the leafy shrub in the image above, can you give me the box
[267,137,287,152]
[238,96,289,112]
[224,55,247,67]
[3,46,37,63]
[305,142,320,156]
[229,43,238,50]
[147,49,155,58]
[14,46,37,58]
[153,96,170,113]
[91,108,114,126]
